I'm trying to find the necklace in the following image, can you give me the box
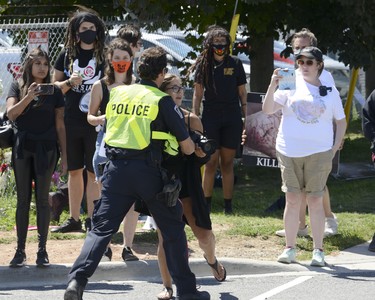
[214,60,224,69]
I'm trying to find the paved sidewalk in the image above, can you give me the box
[1,241,374,289]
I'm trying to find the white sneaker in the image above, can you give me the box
[324,214,338,237]
[275,225,309,237]
[310,249,325,267]
[277,248,296,264]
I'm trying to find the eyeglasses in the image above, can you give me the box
[163,67,169,74]
[296,59,315,66]
[167,85,184,93]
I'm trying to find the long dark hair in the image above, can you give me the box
[189,25,231,90]
[104,38,133,85]
[64,8,106,73]
[19,46,51,99]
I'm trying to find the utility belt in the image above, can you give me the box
[106,147,150,161]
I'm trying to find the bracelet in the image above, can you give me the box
[66,79,72,88]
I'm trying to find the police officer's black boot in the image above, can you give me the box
[369,233,375,252]
[64,279,85,300]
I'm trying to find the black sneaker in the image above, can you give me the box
[51,217,82,233]
[9,249,26,268]
[84,217,92,232]
[36,249,50,267]
[369,234,375,252]
[101,247,112,262]
[177,290,210,300]
[121,246,139,262]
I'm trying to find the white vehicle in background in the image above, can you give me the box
[0,32,22,110]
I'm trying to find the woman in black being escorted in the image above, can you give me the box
[6,47,67,268]
[191,25,247,214]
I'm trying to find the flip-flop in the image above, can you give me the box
[157,286,173,300]
[204,254,227,282]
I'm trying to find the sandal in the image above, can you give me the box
[157,286,173,300]
[204,254,227,282]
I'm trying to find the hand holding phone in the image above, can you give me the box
[36,84,55,95]
[278,68,295,90]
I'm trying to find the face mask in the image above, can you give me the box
[212,44,227,56]
[112,60,131,73]
[78,30,97,44]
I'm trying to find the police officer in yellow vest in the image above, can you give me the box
[64,47,211,300]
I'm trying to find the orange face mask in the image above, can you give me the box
[111,61,131,73]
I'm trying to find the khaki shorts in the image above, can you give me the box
[276,150,333,196]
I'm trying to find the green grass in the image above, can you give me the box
[1,113,375,260]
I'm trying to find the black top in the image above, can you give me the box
[99,79,110,115]
[54,48,104,127]
[363,89,375,148]
[7,81,64,174]
[195,55,247,110]
[7,81,64,136]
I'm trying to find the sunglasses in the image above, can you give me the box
[167,85,184,93]
[296,59,315,66]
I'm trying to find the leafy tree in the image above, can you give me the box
[2,0,375,94]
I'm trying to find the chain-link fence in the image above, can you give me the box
[0,18,129,109]
[0,17,192,110]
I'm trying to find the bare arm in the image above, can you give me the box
[179,137,195,155]
[333,118,347,155]
[87,80,105,126]
[52,69,83,95]
[192,83,204,116]
[55,106,67,176]
[262,69,283,115]
[6,82,39,121]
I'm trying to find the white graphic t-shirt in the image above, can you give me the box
[274,73,345,157]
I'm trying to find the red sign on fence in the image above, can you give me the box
[28,30,49,53]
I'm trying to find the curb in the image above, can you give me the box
[1,242,374,289]
[0,258,307,289]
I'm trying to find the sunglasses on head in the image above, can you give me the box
[296,59,315,66]
[167,85,184,93]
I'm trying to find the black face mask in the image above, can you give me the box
[212,44,227,56]
[78,30,97,44]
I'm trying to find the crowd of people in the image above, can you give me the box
[5,5,373,300]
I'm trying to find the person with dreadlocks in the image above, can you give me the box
[192,25,247,215]
[52,8,106,233]
[6,47,66,267]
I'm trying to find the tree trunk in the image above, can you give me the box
[249,36,274,93]
[365,64,375,98]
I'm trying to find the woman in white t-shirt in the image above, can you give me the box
[262,47,346,267]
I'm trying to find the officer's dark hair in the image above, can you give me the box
[117,24,142,47]
[137,46,167,81]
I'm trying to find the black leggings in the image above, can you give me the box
[12,147,57,250]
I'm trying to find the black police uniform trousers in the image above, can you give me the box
[67,158,197,296]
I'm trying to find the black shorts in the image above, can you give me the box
[201,107,243,150]
[65,124,97,172]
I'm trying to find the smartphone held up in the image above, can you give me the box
[36,83,55,96]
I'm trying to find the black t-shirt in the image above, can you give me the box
[54,48,104,126]
[7,81,64,135]
[195,55,247,110]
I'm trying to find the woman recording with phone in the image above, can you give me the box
[262,47,346,267]
[6,46,67,268]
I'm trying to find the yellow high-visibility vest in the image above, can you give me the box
[105,84,179,155]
